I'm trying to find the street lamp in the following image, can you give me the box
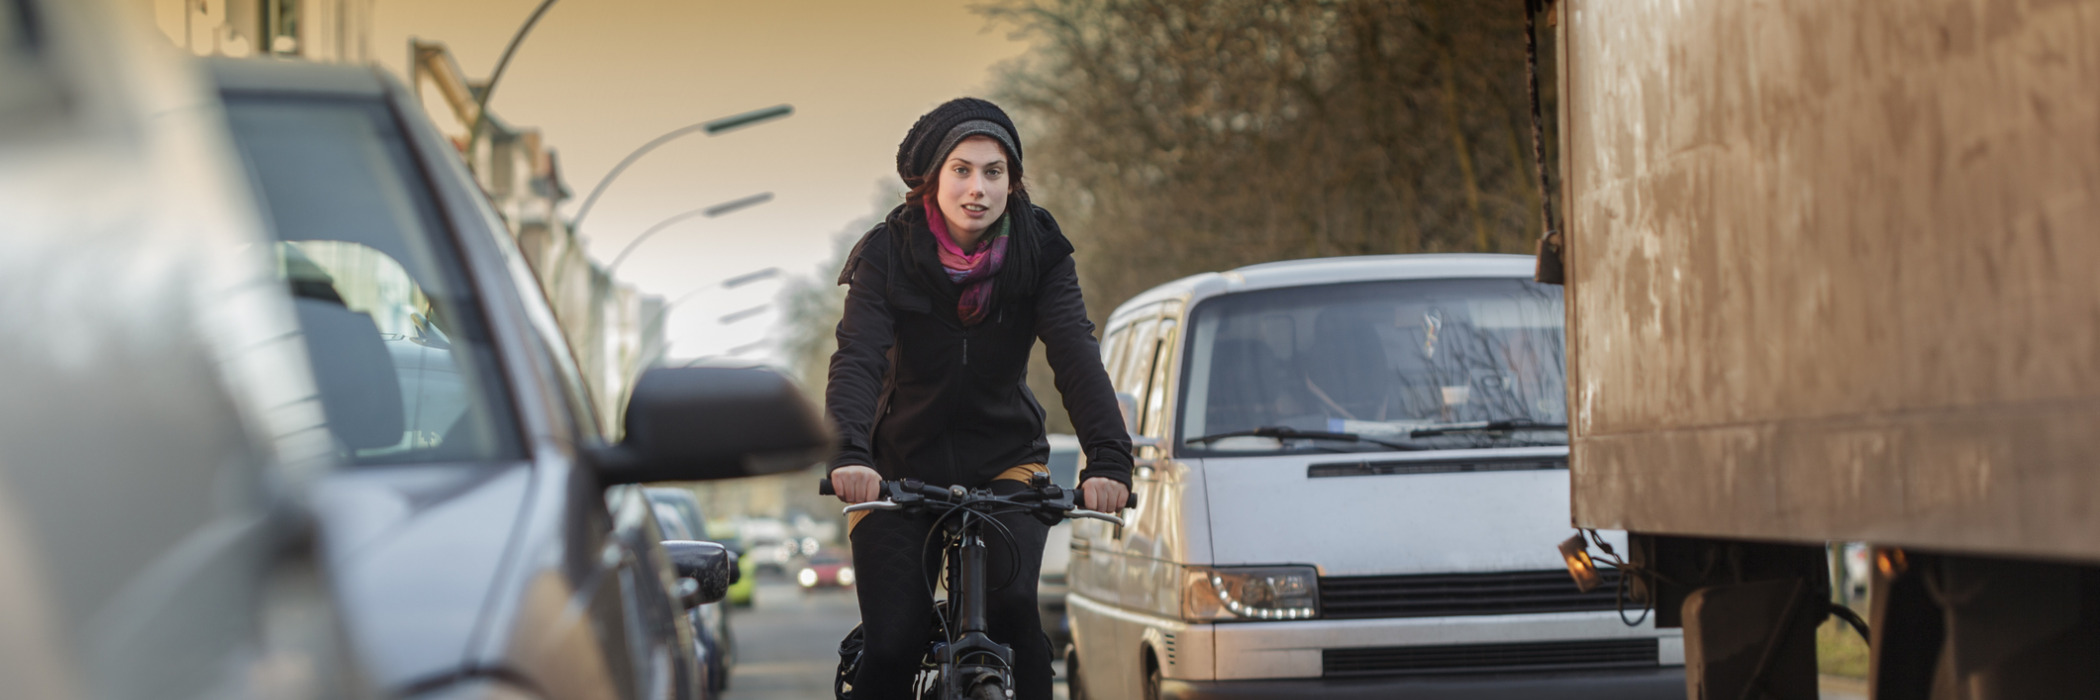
[604,192,773,275]
[718,304,771,325]
[664,267,781,308]
[465,0,560,172]
[570,105,795,230]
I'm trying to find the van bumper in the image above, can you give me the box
[1159,666,1685,700]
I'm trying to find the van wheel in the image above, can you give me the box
[1142,654,1162,700]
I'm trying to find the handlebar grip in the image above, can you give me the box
[1126,492,1139,510]
[818,477,835,496]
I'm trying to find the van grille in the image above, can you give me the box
[1307,457,1565,478]
[1319,569,1620,619]
[1323,638,1657,677]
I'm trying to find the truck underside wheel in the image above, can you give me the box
[1637,535,1829,699]
[1873,551,2100,699]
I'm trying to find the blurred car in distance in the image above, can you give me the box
[208,57,828,700]
[1037,433,1083,650]
[651,488,737,696]
[649,501,723,698]
[797,549,856,591]
[727,548,758,607]
[1064,256,1682,699]
[740,517,795,576]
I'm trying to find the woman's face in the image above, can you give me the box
[936,135,1011,241]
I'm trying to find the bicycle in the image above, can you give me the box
[820,473,1133,700]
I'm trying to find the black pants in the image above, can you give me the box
[849,480,1052,700]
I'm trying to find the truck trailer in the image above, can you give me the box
[1550,0,2100,697]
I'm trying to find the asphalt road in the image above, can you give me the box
[715,578,1860,700]
[721,580,1070,700]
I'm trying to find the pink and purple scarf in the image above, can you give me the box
[924,199,1010,325]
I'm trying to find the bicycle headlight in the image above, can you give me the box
[1182,566,1319,621]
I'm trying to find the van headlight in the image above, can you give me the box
[1182,566,1319,621]
[837,566,856,586]
[798,568,818,587]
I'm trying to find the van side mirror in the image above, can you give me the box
[595,367,835,485]
[1115,392,1140,436]
[663,540,734,608]
[1115,391,1163,451]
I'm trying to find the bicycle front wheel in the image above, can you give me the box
[966,680,1005,700]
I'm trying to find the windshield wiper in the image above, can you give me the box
[1408,419,1569,438]
[1184,426,1427,451]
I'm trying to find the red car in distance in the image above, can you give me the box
[797,550,855,590]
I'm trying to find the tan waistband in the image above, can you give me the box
[847,463,1047,535]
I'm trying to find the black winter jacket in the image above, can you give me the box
[825,205,1134,489]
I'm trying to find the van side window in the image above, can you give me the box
[1140,318,1180,437]
[1100,324,1133,393]
[1114,316,1161,397]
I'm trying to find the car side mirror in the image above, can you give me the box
[664,540,734,608]
[596,367,834,485]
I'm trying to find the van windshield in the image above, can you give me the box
[1178,278,1565,455]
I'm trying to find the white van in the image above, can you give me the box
[1063,255,1683,699]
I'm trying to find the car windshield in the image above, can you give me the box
[1178,277,1565,455]
[222,95,520,465]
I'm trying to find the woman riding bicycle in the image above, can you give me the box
[826,97,1134,700]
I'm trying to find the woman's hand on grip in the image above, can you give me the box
[1081,477,1129,513]
[831,465,882,504]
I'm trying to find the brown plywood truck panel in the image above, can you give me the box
[1560,0,2100,563]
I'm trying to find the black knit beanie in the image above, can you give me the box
[896,97,1023,187]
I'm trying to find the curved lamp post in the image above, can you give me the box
[604,192,773,275]
[465,0,560,172]
[664,267,781,308]
[570,105,794,230]
[717,304,771,325]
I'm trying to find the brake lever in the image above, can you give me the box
[1069,509,1126,527]
[843,501,902,514]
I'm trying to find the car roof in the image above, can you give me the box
[203,57,388,98]
[1109,254,1538,326]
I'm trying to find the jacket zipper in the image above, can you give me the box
[962,336,968,365]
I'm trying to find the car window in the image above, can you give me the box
[223,95,521,465]
[1180,278,1566,454]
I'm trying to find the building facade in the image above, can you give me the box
[142,0,372,62]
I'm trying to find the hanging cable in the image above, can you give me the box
[1524,0,1565,284]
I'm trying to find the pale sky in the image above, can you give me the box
[369,0,1034,365]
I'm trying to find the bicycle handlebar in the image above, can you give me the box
[819,476,1133,527]
[820,476,1138,510]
